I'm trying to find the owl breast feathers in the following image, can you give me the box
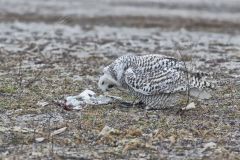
[98,54,213,110]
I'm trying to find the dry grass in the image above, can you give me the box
[0,45,239,159]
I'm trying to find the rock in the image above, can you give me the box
[202,142,217,152]
[32,152,43,156]
[99,125,120,137]
[182,102,196,111]
[169,135,176,144]
[50,127,67,136]
[35,137,45,143]
[13,126,34,133]
[37,101,49,107]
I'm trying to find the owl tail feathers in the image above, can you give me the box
[188,72,216,89]
[198,79,216,89]
[187,72,216,99]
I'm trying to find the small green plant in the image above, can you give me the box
[0,85,17,94]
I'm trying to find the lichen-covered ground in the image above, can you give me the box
[0,0,240,159]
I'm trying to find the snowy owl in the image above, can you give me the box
[98,54,213,110]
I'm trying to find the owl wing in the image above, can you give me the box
[125,66,185,95]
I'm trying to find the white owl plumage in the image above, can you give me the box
[98,54,213,110]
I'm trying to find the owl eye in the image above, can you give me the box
[108,84,114,88]
[102,81,105,85]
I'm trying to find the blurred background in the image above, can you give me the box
[1,0,240,57]
[1,0,240,29]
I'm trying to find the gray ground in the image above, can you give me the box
[0,0,240,159]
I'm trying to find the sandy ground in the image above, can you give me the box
[0,0,240,159]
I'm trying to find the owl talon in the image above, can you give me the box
[133,101,146,109]
[176,108,185,115]
[119,101,133,108]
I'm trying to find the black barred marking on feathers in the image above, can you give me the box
[98,54,214,109]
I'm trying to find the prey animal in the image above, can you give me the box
[98,54,213,110]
